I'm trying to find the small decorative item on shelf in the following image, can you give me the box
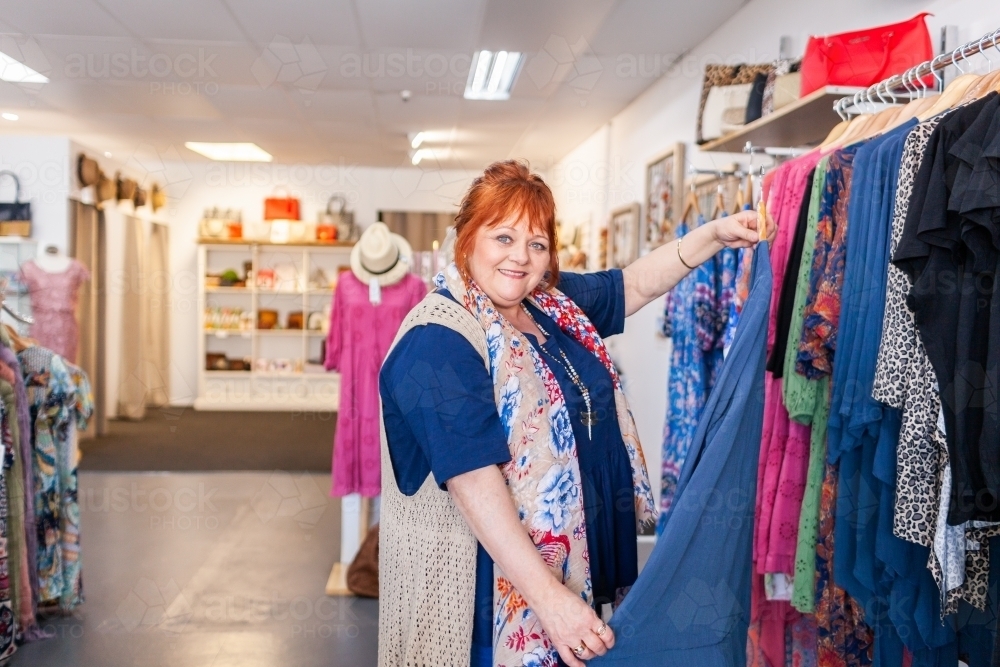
[257,309,279,330]
[256,268,276,290]
[205,274,222,288]
[204,306,253,331]
[199,207,243,240]
[227,358,251,371]
[219,269,240,287]
[273,358,293,374]
[317,194,356,241]
[308,268,333,291]
[206,353,228,371]
[264,187,300,221]
[307,311,325,331]
[287,311,304,330]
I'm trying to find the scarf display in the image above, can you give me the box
[435,263,656,667]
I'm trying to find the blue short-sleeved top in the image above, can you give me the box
[379,269,636,665]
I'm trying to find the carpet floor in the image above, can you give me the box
[79,408,337,472]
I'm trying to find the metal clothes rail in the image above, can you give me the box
[834,26,1000,118]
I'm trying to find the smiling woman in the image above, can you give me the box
[377,160,765,667]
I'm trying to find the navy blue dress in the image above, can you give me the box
[380,270,636,666]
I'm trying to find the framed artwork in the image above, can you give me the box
[607,203,641,269]
[645,143,686,250]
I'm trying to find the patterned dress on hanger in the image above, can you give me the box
[19,261,90,364]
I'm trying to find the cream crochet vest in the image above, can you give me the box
[379,293,489,667]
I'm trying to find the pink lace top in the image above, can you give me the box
[20,259,90,363]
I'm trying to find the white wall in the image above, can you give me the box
[548,0,1000,509]
[164,161,480,405]
[0,136,73,254]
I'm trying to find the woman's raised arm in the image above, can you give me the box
[622,210,769,317]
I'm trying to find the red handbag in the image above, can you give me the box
[264,187,300,221]
[800,13,933,97]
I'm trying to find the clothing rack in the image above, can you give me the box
[834,26,1000,118]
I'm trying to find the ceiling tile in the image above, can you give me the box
[478,0,615,53]
[2,0,131,38]
[355,0,486,50]
[223,0,361,48]
[93,0,246,42]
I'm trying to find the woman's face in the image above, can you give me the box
[467,215,551,310]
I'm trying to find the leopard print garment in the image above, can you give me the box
[871,113,999,612]
[696,63,774,144]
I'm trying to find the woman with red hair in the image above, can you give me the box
[378,160,768,667]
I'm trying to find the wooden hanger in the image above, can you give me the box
[829,113,874,148]
[819,119,849,150]
[711,182,727,220]
[732,176,747,214]
[919,72,980,120]
[2,325,32,353]
[680,183,701,223]
[859,105,902,140]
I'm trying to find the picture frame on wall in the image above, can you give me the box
[607,203,641,269]
[645,142,686,251]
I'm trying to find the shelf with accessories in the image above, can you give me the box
[197,241,347,411]
[699,86,863,152]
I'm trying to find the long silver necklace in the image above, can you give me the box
[521,305,597,439]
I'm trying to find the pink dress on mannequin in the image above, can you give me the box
[325,271,426,497]
[19,259,90,363]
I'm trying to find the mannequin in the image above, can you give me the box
[19,246,90,362]
[324,223,427,594]
[35,245,73,273]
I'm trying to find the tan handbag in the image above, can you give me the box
[346,524,379,598]
[116,173,137,201]
[133,187,148,208]
[77,154,99,187]
[151,183,167,212]
[95,170,117,202]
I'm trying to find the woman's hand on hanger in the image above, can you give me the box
[712,208,776,248]
[623,209,774,317]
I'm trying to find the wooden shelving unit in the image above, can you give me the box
[195,240,353,412]
[699,86,863,153]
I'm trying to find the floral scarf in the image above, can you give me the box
[435,264,656,667]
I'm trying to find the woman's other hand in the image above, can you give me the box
[711,209,777,248]
[532,583,614,665]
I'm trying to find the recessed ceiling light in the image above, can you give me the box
[184,142,272,162]
[410,132,426,149]
[464,51,522,100]
[1,113,18,121]
[104,151,113,158]
[0,51,48,84]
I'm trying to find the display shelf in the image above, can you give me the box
[699,86,863,152]
[205,286,251,294]
[204,329,253,337]
[198,238,356,248]
[196,242,350,411]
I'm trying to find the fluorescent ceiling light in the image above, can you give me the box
[184,142,272,162]
[411,148,434,165]
[1,113,18,121]
[0,51,48,84]
[465,50,522,100]
[410,132,426,149]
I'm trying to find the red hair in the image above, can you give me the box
[453,159,559,288]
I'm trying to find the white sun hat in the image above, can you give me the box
[350,222,413,287]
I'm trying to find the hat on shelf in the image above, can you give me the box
[350,222,412,287]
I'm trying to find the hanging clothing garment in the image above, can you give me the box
[19,260,90,364]
[660,216,722,518]
[20,347,93,610]
[326,271,426,497]
[592,240,771,667]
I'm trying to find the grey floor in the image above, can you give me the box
[14,472,654,666]
[15,472,377,667]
